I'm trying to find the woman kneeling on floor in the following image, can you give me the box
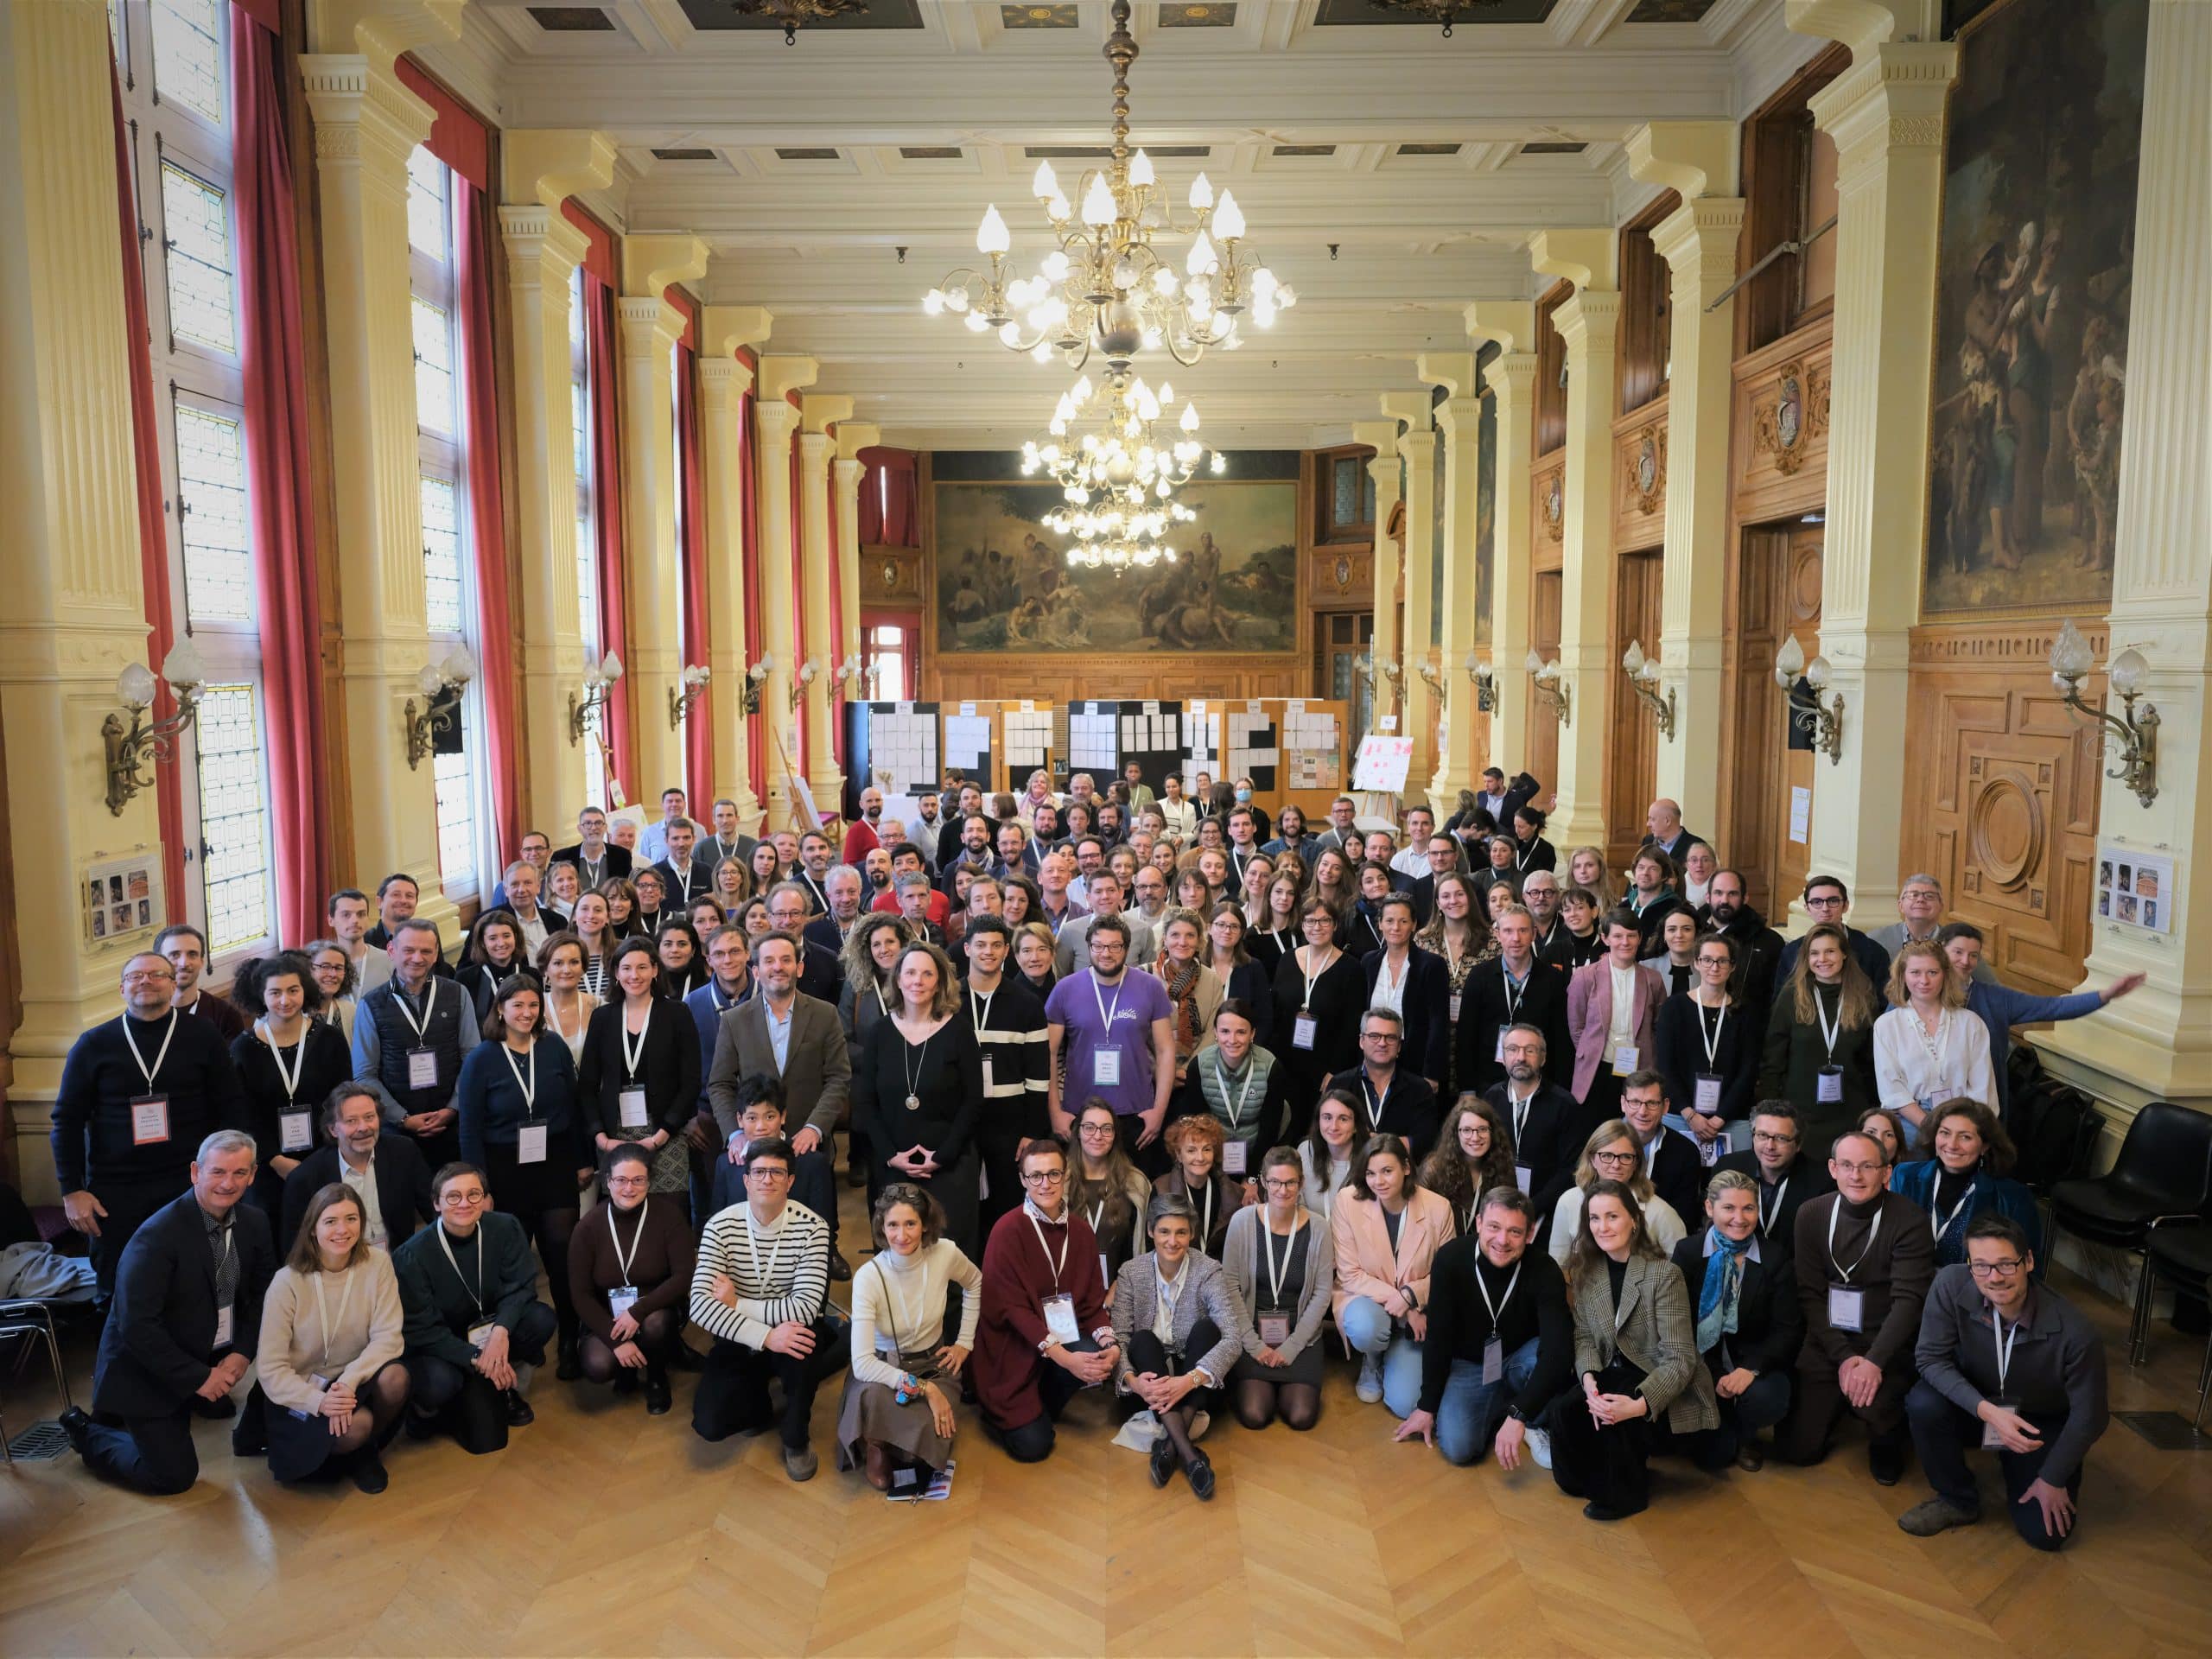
[1110,1192,1243,1500]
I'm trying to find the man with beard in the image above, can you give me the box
[1480,1023,1587,1234]
[1703,868,1784,1027]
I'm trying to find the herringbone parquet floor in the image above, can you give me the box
[6,1184,2211,1658]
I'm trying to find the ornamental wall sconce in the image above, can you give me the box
[1353,651,1402,696]
[103,639,207,817]
[1414,658,1447,700]
[1525,649,1572,727]
[741,653,772,716]
[567,651,624,746]
[1465,652,1497,713]
[404,645,477,771]
[789,657,820,711]
[667,663,711,730]
[834,653,865,695]
[1772,633,1844,765]
[2050,617,2160,807]
[1620,639,1677,741]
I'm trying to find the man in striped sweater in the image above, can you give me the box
[690,1137,846,1480]
[963,918,1052,1238]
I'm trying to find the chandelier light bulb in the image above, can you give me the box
[1213,190,1246,241]
[945,285,970,314]
[1774,632,1807,688]
[1179,401,1199,432]
[1081,174,1118,226]
[1186,231,1217,277]
[976,204,1011,256]
[1157,380,1173,404]
[1150,266,1178,295]
[964,308,991,332]
[923,289,945,315]
[1129,148,1155,188]
[1032,159,1058,200]
[1188,171,1213,211]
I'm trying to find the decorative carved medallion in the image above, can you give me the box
[1333,555,1353,592]
[1752,359,1831,476]
[1624,425,1667,515]
[1541,470,1564,541]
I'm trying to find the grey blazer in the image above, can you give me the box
[1109,1249,1245,1387]
[705,992,851,1139]
[1567,1250,1719,1434]
[1220,1203,1334,1363]
[1055,912,1158,979]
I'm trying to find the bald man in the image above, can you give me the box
[1643,798,1701,868]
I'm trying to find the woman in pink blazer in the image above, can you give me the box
[1567,909,1669,1117]
[1329,1135,1457,1419]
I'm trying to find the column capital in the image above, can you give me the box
[797,429,836,467]
[1434,396,1483,442]
[837,421,880,460]
[1465,299,1535,354]
[1414,353,1477,397]
[702,303,774,358]
[1554,287,1622,351]
[1651,196,1745,298]
[499,203,590,284]
[1484,349,1540,401]
[1784,0,1941,63]
[298,53,432,172]
[615,294,685,356]
[758,354,818,403]
[1529,227,1617,293]
[755,396,801,444]
[834,455,867,490]
[620,233,709,302]
[499,128,617,211]
[1808,42,1959,183]
[800,392,854,435]
[1398,431,1437,474]
[1380,391,1432,432]
[696,355,755,402]
[305,0,462,70]
[1624,119,1741,200]
[1351,418,1399,455]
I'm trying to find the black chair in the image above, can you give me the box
[2047,1102,2212,1360]
[2133,1224,2212,1428]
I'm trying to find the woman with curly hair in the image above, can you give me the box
[1419,1096,1518,1234]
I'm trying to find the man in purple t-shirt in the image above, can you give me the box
[1045,915,1175,1158]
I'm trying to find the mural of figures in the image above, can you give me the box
[1923,0,2146,616]
[1474,341,1498,645]
[932,477,1300,655]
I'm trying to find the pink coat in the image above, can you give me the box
[1329,1185,1457,1327]
[1565,957,1667,1101]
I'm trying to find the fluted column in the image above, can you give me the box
[753,355,816,826]
[836,422,879,678]
[0,0,170,1192]
[1787,1,1957,929]
[299,38,453,931]
[1531,229,1621,852]
[1418,354,1480,810]
[1630,123,1743,835]
[796,395,849,809]
[2038,0,2212,1116]
[1351,420,1402,728]
[699,306,772,830]
[1382,397,1434,776]
[1468,302,1537,778]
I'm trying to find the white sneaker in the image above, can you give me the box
[1524,1427,1552,1469]
[1356,1353,1384,1404]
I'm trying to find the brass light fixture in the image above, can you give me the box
[1465,652,1497,712]
[741,653,772,715]
[734,0,868,46]
[1620,639,1677,741]
[404,646,477,771]
[1526,649,1572,726]
[568,651,624,746]
[789,657,820,710]
[667,663,712,730]
[2050,617,2160,807]
[103,639,208,817]
[1364,0,1505,39]
[1772,633,1844,765]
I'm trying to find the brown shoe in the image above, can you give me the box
[864,1440,893,1493]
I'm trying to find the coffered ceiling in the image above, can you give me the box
[418,0,1820,448]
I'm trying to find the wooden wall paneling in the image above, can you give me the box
[1617,198,1679,416]
[1605,550,1663,876]
[1903,622,2107,997]
[1724,526,1790,918]
[1529,571,1563,801]
[1772,526,1825,913]
[1731,325,1834,525]
[1531,455,1566,574]
[1535,281,1570,459]
[1612,400,1669,555]
[1735,43,1849,358]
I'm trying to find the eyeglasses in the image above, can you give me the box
[1361,1031,1402,1045]
[605,1174,649,1190]
[1695,955,1732,968]
[1832,1159,1887,1176]
[121,969,176,985]
[441,1190,486,1206]
[1591,1150,1638,1169]
[1805,894,1847,909]
[1261,1176,1301,1192]
[1968,1258,2026,1279]
[1077,1122,1116,1136]
[1021,1170,1066,1186]
[745,1166,792,1182]
[1751,1131,1801,1146]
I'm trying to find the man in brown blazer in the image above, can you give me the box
[706,931,853,1273]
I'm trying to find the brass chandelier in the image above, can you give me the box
[923,0,1294,386]
[1020,372,1222,569]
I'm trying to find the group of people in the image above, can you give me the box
[47,769,2121,1546]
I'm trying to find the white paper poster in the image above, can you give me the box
[1788,785,1812,845]
[2098,846,2174,934]
[1351,735,1414,793]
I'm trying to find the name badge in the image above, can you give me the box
[467,1319,498,1352]
[1042,1292,1081,1346]
[618,1087,651,1128]
[1093,1046,1122,1087]
[279,1110,314,1154]
[130,1094,171,1146]
[1980,1406,2011,1450]
[980,1054,996,1095]
[1258,1309,1291,1347]
[1827,1284,1866,1333]
[1222,1139,1249,1178]
[1694,1074,1722,1115]
[1449,993,1462,1023]
[1482,1336,1504,1385]
[1292,1014,1318,1051]
[518,1123,549,1165]
[1098,1252,1112,1291]
[1515,1165,1534,1195]
[213,1304,233,1349]
[609,1286,639,1323]
[1611,1044,1638,1077]
[407,1047,439,1090]
[1816,1065,1845,1104]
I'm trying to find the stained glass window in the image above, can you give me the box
[194,683,272,953]
[174,398,253,624]
[160,160,236,353]
[150,0,225,127]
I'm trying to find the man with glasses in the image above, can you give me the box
[1328,1008,1443,1160]
[393,1160,557,1450]
[1713,1101,1833,1267]
[1052,870,1155,980]
[1408,834,1464,927]
[1046,916,1175,1157]
[1480,1024,1582,1232]
[1777,874,1892,989]
[766,882,847,1004]
[971,1135,1121,1462]
[54,952,247,1303]
[690,1136,844,1480]
[1618,1071,1705,1230]
[1900,1214,2108,1549]
[556,804,634,887]
[1458,905,1573,1098]
[1777,1128,1934,1484]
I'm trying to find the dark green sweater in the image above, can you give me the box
[393,1211,541,1369]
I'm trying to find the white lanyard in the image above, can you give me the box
[393,980,440,1043]
[1515,840,1535,872]
[1473,1257,1521,1331]
[1826,1198,1883,1283]
[1262,1215,1299,1306]
[122,1010,180,1092]
[1932,1171,1975,1243]
[311,1267,358,1373]
[501,1039,539,1117]
[742,1210,788,1288]
[610,1201,648,1285]
[1214,1058,1255,1135]
[1089,971,1125,1035]
[969,985,996,1038]
[1300,946,1338,1007]
[435,1220,486,1313]
[262,1020,308,1103]
[1028,1209,1071,1289]
[1814,982,1842,1062]
[1508,1087,1535,1147]
[1992,1307,2020,1395]
[1268,927,1289,956]
[1758,1178,1789,1237]
[1445,935,1465,977]
[1361,1069,1393,1130]
[1194,1176,1214,1243]
[1696,995,1729,1070]
[621,1001,652,1083]
[550,990,588,1047]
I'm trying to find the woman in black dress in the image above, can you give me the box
[852,941,984,1256]
[655,918,709,1001]
[1201,903,1274,1050]
[1269,898,1368,1143]
[1510,806,1558,876]
[231,950,354,1217]
[457,910,531,1025]
[579,938,701,1217]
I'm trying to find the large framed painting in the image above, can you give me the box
[1921,0,2147,617]
[931,474,1300,654]
[1474,340,1499,645]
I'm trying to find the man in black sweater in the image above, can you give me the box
[1395,1186,1573,1467]
[53,952,246,1302]
[1481,1024,1586,1236]
[1455,907,1573,1096]
[1704,870,1786,1026]
[1713,1100,1833,1267]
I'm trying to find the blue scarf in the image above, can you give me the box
[1695,1227,1752,1352]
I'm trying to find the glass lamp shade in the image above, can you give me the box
[1622,639,1645,674]
[117,661,158,707]
[2049,617,2094,682]
[600,652,625,683]
[416,664,446,696]
[162,635,207,690]
[2107,647,2147,697]
[1773,632,1806,688]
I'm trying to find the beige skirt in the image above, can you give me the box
[834,1348,953,1473]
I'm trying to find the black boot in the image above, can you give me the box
[645,1362,672,1416]
[556,1334,583,1382]
[503,1389,535,1427]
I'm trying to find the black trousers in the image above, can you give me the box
[1546,1357,1655,1516]
[1778,1350,1913,1463]
[1125,1319,1224,1418]
[89,1172,189,1304]
[997,1335,1102,1464]
[404,1301,556,1455]
[1906,1382,2082,1552]
[692,1316,849,1450]
[79,1404,198,1496]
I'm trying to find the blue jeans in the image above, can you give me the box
[1338,1295,1424,1420]
[1430,1336,1542,1465]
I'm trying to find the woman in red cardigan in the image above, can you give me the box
[971,1132,1121,1463]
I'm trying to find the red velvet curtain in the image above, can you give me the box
[677,342,711,804]
[788,416,807,798]
[738,363,764,808]
[584,272,632,801]
[455,177,518,863]
[827,467,843,766]
[232,8,329,944]
[111,52,188,925]
[858,445,918,547]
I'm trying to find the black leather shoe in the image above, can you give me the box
[57,1406,92,1453]
[503,1389,536,1427]
[556,1338,583,1382]
[404,1407,438,1442]
[1184,1452,1217,1503]
[1149,1433,1177,1490]
[1869,1440,1905,1486]
[231,1427,267,1459]
[350,1451,390,1494]
[828,1254,853,1282]
[645,1365,672,1416]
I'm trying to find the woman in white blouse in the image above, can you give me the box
[1546,1121,1688,1268]
[1872,940,1995,1151]
[257,1183,409,1493]
[836,1182,983,1493]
